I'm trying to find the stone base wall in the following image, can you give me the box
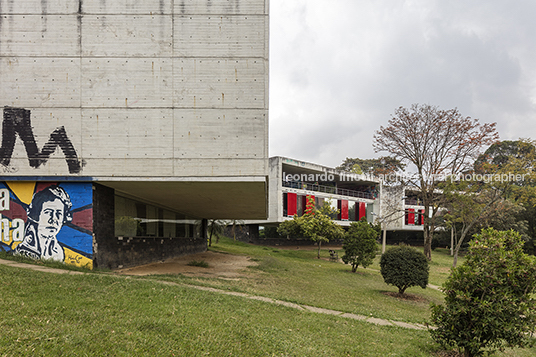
[100,236,207,270]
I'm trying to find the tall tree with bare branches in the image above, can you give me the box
[373,104,499,260]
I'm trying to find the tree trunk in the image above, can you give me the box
[452,231,469,268]
[208,219,215,247]
[232,221,236,241]
[423,225,433,261]
[422,204,433,261]
[317,241,322,259]
[453,221,479,267]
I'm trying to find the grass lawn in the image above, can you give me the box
[0,263,439,356]
[0,239,534,356]
[152,240,449,324]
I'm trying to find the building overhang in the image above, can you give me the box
[0,175,268,220]
[98,177,267,220]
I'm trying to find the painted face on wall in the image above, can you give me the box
[37,198,65,238]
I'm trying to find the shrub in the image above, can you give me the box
[342,218,379,272]
[379,246,429,294]
[187,260,209,268]
[430,228,536,357]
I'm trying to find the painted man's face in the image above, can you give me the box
[37,199,65,238]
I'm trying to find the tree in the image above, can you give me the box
[337,156,405,182]
[342,218,380,272]
[443,139,536,265]
[207,219,226,247]
[475,139,536,255]
[442,179,503,267]
[474,140,536,174]
[379,246,429,295]
[278,196,344,259]
[430,228,536,357]
[225,219,245,242]
[373,104,499,260]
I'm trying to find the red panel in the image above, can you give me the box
[287,192,297,217]
[407,208,415,225]
[358,202,366,221]
[72,209,94,233]
[35,182,56,194]
[2,201,27,221]
[419,209,424,225]
[338,200,348,220]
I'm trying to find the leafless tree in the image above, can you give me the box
[373,104,499,260]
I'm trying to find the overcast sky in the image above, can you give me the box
[269,0,536,168]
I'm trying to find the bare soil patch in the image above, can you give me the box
[115,251,256,279]
[381,291,429,303]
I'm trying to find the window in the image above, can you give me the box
[114,195,198,238]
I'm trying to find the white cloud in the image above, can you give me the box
[269,0,536,167]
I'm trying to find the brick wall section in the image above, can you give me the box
[92,183,115,269]
[92,183,207,270]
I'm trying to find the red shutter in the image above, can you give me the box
[419,209,424,225]
[338,200,349,220]
[408,208,415,225]
[287,193,297,216]
[358,202,366,220]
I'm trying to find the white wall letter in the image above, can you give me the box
[0,189,9,211]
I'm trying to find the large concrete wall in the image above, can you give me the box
[0,0,268,179]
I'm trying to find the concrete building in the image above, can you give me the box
[242,157,429,247]
[381,186,426,231]
[0,0,269,269]
[243,157,381,243]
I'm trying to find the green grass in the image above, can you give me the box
[0,264,440,356]
[153,240,447,324]
[0,238,534,356]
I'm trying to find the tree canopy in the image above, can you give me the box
[342,218,380,272]
[277,196,344,258]
[337,156,405,180]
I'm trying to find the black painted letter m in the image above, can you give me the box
[0,107,82,174]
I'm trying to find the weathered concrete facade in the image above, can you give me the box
[0,0,269,268]
[0,0,268,180]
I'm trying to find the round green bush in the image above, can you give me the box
[379,245,429,294]
[430,228,536,357]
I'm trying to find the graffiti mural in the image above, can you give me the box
[1,107,82,174]
[0,182,93,268]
